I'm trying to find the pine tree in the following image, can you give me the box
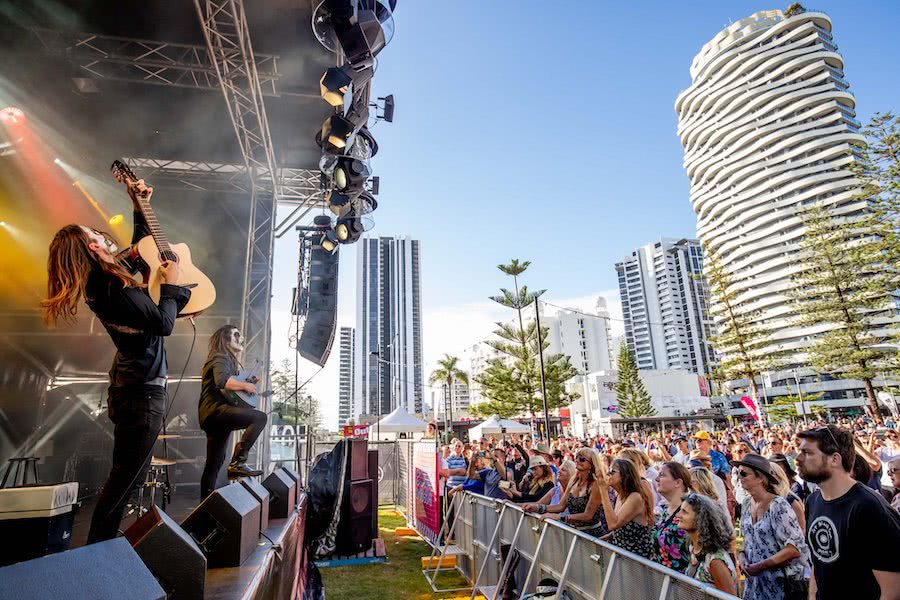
[703,248,774,405]
[473,259,579,428]
[269,358,320,429]
[615,346,656,417]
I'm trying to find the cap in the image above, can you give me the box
[693,431,712,441]
[529,456,549,468]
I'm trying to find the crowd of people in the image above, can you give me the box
[438,416,900,599]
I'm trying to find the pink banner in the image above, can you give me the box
[740,395,760,421]
[411,441,439,545]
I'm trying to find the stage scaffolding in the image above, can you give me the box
[30,0,329,470]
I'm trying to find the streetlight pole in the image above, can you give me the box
[533,298,550,441]
[793,368,807,425]
[371,350,381,441]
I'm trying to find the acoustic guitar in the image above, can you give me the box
[226,361,274,410]
[111,159,216,317]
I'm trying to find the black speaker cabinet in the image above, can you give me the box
[0,537,165,600]
[348,439,368,481]
[297,240,339,366]
[262,469,296,518]
[239,478,270,533]
[124,505,206,600]
[336,478,374,555]
[368,449,379,538]
[181,483,260,568]
[280,465,302,498]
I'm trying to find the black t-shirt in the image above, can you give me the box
[199,354,238,427]
[805,481,900,599]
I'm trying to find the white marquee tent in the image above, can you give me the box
[372,406,428,433]
[467,415,530,440]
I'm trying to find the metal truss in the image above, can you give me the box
[30,27,282,95]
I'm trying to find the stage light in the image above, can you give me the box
[53,158,61,164]
[317,114,357,153]
[0,221,7,227]
[333,156,371,193]
[0,107,24,124]
[109,214,124,226]
[320,229,339,253]
[320,66,352,107]
[326,189,353,216]
[377,95,394,123]
[335,211,368,245]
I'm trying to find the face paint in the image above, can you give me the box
[80,226,119,254]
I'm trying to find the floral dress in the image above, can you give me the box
[609,520,654,559]
[565,490,610,538]
[652,507,690,572]
[686,548,736,588]
[739,495,809,600]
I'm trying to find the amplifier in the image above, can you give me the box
[0,483,80,567]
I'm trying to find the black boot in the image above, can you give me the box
[227,442,263,478]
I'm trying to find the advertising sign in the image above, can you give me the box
[342,424,370,438]
[411,441,440,545]
[739,395,760,421]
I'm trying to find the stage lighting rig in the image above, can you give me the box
[371,94,395,123]
[333,155,371,193]
[326,189,353,216]
[313,1,397,64]
[317,114,357,153]
[320,62,374,109]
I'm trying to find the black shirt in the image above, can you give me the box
[85,211,191,387]
[805,481,900,599]
[199,354,238,426]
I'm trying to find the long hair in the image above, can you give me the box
[529,465,553,495]
[42,224,141,325]
[680,493,735,554]
[769,462,792,497]
[661,461,693,493]
[689,467,720,501]
[207,325,240,368]
[612,458,654,525]
[618,447,651,473]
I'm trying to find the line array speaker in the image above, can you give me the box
[296,237,339,367]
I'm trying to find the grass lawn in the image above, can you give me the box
[320,508,475,600]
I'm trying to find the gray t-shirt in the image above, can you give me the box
[478,468,507,499]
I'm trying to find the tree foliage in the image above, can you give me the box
[428,354,469,422]
[269,358,320,429]
[473,259,579,426]
[765,393,824,423]
[614,346,656,417]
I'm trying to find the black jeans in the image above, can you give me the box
[200,404,267,499]
[87,385,166,544]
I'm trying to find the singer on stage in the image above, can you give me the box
[41,181,191,543]
[198,325,267,500]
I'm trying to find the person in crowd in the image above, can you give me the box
[871,429,900,488]
[734,453,809,600]
[504,456,555,503]
[796,425,900,600]
[449,452,486,497]
[676,493,737,595]
[768,456,806,532]
[730,442,752,517]
[532,448,610,538]
[693,431,735,517]
[598,458,655,559]
[618,447,660,512]
[671,436,691,466]
[652,462,693,572]
[467,446,512,500]
[765,433,786,459]
[887,457,900,513]
[523,460,576,511]
[446,438,469,491]
[850,444,883,491]
[689,459,729,517]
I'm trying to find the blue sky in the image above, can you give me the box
[271,1,900,428]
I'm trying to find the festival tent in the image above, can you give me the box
[372,405,428,433]
[467,415,530,440]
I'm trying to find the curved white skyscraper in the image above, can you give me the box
[675,7,865,370]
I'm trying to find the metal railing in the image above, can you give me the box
[451,492,739,600]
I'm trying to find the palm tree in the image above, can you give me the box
[429,354,469,440]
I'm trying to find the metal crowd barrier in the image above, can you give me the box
[447,491,739,600]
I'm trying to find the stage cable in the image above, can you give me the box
[107,316,198,525]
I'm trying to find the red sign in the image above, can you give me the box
[342,424,369,438]
[412,441,439,545]
[559,408,571,427]
[740,396,760,422]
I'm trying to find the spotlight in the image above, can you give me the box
[326,189,353,216]
[320,229,339,253]
[333,156,371,193]
[109,214,124,226]
[317,114,357,153]
[348,126,378,160]
[0,107,24,124]
[53,158,61,164]
[0,221,6,227]
[377,95,394,123]
[335,210,370,245]
[320,66,352,108]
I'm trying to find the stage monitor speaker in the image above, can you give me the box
[239,478,270,533]
[280,465,302,499]
[0,537,164,600]
[348,439,368,481]
[368,449,379,538]
[0,482,78,567]
[124,505,206,600]
[181,483,260,568]
[296,240,339,366]
[262,469,296,518]
[336,478,374,555]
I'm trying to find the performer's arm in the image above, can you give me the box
[128,180,153,244]
[114,282,190,336]
[209,356,256,393]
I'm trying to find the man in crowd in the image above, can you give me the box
[467,446,512,500]
[671,436,690,465]
[796,425,900,600]
[446,438,468,491]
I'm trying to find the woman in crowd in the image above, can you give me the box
[523,460,576,510]
[769,454,806,531]
[676,493,737,595]
[888,457,900,513]
[619,447,661,512]
[689,466,729,517]
[504,456,555,503]
[735,453,808,600]
[598,458,655,559]
[652,462,693,572]
[531,448,610,538]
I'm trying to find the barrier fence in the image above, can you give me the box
[441,491,739,600]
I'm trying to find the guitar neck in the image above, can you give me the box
[135,196,177,261]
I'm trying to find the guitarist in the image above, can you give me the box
[199,325,267,500]
[42,180,191,543]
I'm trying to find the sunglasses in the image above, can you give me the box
[576,455,589,463]
[889,468,899,476]
[737,469,753,479]
[607,469,618,475]
[811,426,841,450]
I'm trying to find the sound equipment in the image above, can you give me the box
[0,537,164,600]
[280,465,302,499]
[368,449,379,538]
[336,478,374,555]
[0,482,78,567]
[262,469,296,519]
[239,478,270,533]
[348,439,368,481]
[181,483,260,568]
[296,235,339,366]
[110,159,216,316]
[124,506,206,600]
